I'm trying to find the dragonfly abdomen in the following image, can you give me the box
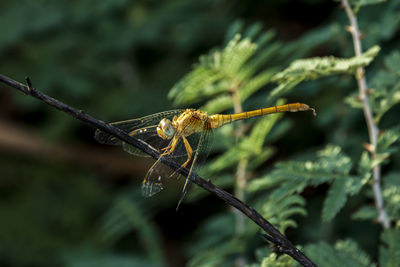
[209,103,315,128]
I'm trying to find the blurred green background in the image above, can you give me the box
[1,0,400,267]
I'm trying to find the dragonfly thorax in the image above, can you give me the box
[157,118,175,139]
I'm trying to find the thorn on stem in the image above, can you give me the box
[25,77,33,93]
[366,88,375,94]
[346,25,355,33]
[363,143,375,153]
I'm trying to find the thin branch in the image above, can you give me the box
[341,0,389,229]
[0,74,317,267]
[231,83,248,267]
[231,84,248,230]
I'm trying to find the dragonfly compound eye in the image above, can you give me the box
[157,118,174,139]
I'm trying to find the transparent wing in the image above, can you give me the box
[141,118,213,198]
[176,121,213,208]
[121,126,169,157]
[94,110,185,157]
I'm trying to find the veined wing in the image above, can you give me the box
[176,120,212,209]
[94,110,185,157]
[142,117,213,198]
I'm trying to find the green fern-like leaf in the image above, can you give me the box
[351,205,378,221]
[374,126,400,166]
[352,0,387,13]
[201,69,276,114]
[187,213,236,255]
[249,145,364,222]
[334,239,376,267]
[270,45,380,97]
[357,151,373,182]
[305,242,347,267]
[379,229,400,267]
[253,145,354,191]
[382,172,400,221]
[260,253,295,267]
[305,240,375,267]
[187,239,243,267]
[101,194,163,262]
[370,51,400,123]
[322,177,347,222]
[346,53,400,116]
[168,34,258,106]
[256,194,306,233]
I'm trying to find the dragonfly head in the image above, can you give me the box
[157,118,175,139]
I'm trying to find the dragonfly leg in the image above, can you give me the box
[161,136,179,156]
[181,136,193,168]
[160,145,170,152]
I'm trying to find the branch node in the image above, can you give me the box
[363,142,375,153]
[366,88,375,94]
[25,77,34,94]
[356,68,365,80]
[345,25,355,33]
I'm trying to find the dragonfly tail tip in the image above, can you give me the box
[310,107,317,116]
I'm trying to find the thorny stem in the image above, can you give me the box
[0,74,317,266]
[341,0,389,229]
[231,84,248,267]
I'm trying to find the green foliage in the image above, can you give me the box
[375,126,400,166]
[2,0,400,266]
[382,172,400,223]
[249,145,370,223]
[168,28,277,112]
[187,239,243,267]
[346,51,400,124]
[271,46,380,98]
[351,205,378,221]
[169,34,257,106]
[304,239,375,267]
[379,229,400,267]
[322,177,348,222]
[370,51,400,123]
[351,0,387,13]
[258,253,294,267]
[101,193,163,262]
[165,9,395,261]
[258,194,307,233]
[186,214,241,267]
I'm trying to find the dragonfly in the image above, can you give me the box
[95,103,316,208]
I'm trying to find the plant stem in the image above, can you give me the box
[341,0,389,229]
[231,84,248,267]
[231,84,247,228]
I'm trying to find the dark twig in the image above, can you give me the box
[0,74,317,267]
